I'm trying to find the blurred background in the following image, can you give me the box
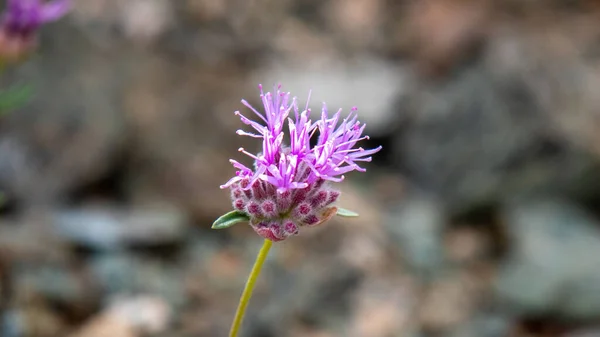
[2,0,600,336]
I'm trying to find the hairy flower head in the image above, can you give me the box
[221,84,381,241]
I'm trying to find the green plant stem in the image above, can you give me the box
[229,238,273,337]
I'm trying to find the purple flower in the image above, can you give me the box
[221,85,381,241]
[0,0,70,63]
[1,0,69,38]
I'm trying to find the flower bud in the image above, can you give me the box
[233,199,246,212]
[283,221,299,236]
[252,222,285,242]
[303,215,319,226]
[260,199,277,218]
[231,188,243,199]
[246,202,263,217]
[326,190,340,205]
[276,190,292,213]
[293,202,312,218]
[309,190,328,208]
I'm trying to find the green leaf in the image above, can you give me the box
[212,210,250,229]
[0,85,33,113]
[336,207,359,217]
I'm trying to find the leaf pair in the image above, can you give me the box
[211,207,359,230]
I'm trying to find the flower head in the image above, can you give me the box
[0,0,70,63]
[222,84,381,241]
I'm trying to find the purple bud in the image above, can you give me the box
[312,178,325,191]
[261,199,277,218]
[303,215,320,226]
[326,190,340,205]
[232,188,243,199]
[276,190,292,212]
[263,181,276,196]
[292,189,308,205]
[233,199,246,211]
[295,202,312,217]
[240,179,253,198]
[253,222,285,242]
[246,202,263,217]
[252,181,266,199]
[310,190,328,208]
[283,221,299,236]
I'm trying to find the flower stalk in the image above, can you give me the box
[229,239,273,337]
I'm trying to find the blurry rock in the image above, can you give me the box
[105,296,171,334]
[288,328,336,337]
[393,58,600,213]
[90,253,185,308]
[444,226,492,265]
[71,0,123,45]
[392,17,600,213]
[70,318,135,337]
[347,278,413,337]
[73,0,173,46]
[385,196,446,276]
[0,218,68,263]
[324,0,384,50]
[68,295,170,337]
[447,313,511,337]
[52,205,187,250]
[568,327,600,337]
[253,55,406,135]
[186,0,227,21]
[120,0,174,45]
[272,18,338,63]
[495,199,600,320]
[402,0,492,76]
[486,17,600,165]
[2,306,68,337]
[1,310,24,337]
[88,254,137,295]
[418,272,482,333]
[15,264,98,315]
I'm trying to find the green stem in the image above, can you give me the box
[229,239,273,337]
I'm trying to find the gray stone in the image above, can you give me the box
[391,28,600,212]
[448,314,512,337]
[568,328,600,337]
[89,253,185,309]
[14,263,99,316]
[52,206,188,250]
[385,196,446,276]
[1,310,24,337]
[495,198,600,319]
